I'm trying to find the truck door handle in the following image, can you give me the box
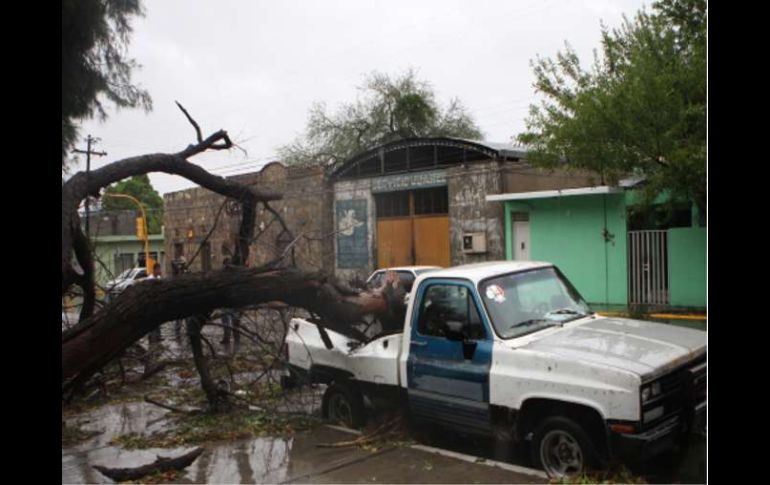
[411,340,427,347]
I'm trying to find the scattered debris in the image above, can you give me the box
[317,415,406,449]
[93,446,204,481]
[144,394,202,415]
[61,421,101,447]
[111,409,319,449]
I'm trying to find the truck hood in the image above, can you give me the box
[521,317,706,380]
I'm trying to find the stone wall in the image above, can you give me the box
[501,164,600,193]
[447,161,506,265]
[162,162,333,275]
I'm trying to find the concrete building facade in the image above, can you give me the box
[162,138,626,298]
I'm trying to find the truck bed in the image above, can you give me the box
[286,317,402,386]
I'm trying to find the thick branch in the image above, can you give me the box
[61,142,281,294]
[62,267,404,389]
[72,227,96,321]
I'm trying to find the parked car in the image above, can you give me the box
[365,266,441,292]
[105,267,148,299]
[285,261,707,478]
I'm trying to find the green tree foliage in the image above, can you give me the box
[103,175,163,234]
[517,0,706,216]
[280,69,483,166]
[62,0,152,167]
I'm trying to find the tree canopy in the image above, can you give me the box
[280,69,483,166]
[517,0,706,216]
[102,174,163,233]
[62,0,152,167]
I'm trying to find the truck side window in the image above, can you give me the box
[418,284,485,340]
[465,292,485,340]
[367,272,384,289]
[396,271,416,292]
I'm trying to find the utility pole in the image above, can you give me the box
[73,135,107,236]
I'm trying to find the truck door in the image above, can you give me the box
[406,279,493,434]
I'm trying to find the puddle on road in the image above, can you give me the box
[62,401,359,484]
[63,401,174,452]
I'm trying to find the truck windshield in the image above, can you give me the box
[479,267,591,339]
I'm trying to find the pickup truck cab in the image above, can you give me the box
[285,261,706,477]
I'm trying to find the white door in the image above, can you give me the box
[513,221,530,261]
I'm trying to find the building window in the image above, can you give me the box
[114,253,134,274]
[375,187,448,218]
[137,251,159,268]
[414,186,448,215]
[375,191,410,218]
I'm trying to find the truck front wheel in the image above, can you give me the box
[321,382,365,429]
[531,416,598,478]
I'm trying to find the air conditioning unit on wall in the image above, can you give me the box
[462,232,487,254]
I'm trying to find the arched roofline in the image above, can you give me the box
[329,137,526,179]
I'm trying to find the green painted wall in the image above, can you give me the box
[667,227,706,307]
[91,235,165,286]
[505,193,628,306]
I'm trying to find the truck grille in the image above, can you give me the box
[641,354,706,430]
[689,360,707,403]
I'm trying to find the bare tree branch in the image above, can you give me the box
[175,101,203,143]
[62,133,281,296]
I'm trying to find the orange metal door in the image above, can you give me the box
[413,216,450,267]
[377,218,413,268]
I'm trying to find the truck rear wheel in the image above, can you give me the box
[531,416,598,478]
[321,382,365,429]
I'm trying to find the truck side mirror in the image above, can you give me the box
[444,320,465,341]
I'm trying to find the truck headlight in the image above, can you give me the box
[643,405,664,423]
[641,381,662,403]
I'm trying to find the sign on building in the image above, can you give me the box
[371,170,446,193]
[336,199,368,268]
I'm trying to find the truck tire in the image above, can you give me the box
[321,382,365,429]
[531,416,598,478]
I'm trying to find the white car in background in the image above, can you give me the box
[365,266,441,293]
[105,267,148,299]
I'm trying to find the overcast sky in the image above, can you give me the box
[71,0,649,195]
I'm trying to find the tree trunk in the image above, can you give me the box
[186,316,229,412]
[62,266,404,394]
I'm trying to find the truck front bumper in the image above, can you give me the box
[609,400,706,462]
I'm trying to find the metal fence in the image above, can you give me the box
[628,230,669,306]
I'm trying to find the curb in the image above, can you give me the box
[410,443,549,480]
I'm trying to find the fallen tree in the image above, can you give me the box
[61,105,406,401]
[62,104,280,322]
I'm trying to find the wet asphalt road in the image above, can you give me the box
[62,400,704,484]
[416,422,706,483]
[62,402,548,484]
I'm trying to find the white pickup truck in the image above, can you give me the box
[284,261,707,477]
